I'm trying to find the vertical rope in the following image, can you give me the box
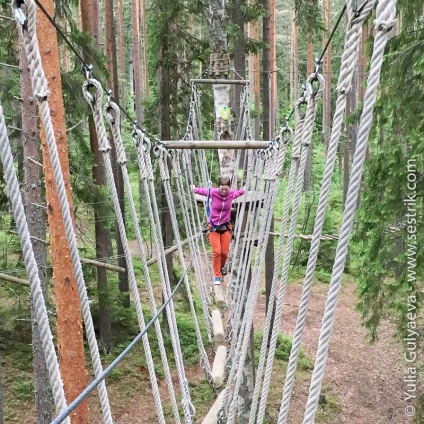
[302,1,396,422]
[277,2,377,421]
[256,73,325,424]
[104,100,181,424]
[0,101,70,424]
[14,2,113,421]
[82,79,166,424]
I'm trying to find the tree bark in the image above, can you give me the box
[105,0,130,307]
[37,1,88,421]
[140,0,150,102]
[20,41,52,423]
[116,0,126,103]
[82,0,113,351]
[270,0,277,135]
[262,0,271,143]
[132,0,144,123]
[248,12,260,140]
[231,0,246,125]
[290,9,299,102]
[0,354,4,424]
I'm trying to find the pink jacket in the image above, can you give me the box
[193,187,245,225]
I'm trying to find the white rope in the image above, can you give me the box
[0,101,70,423]
[14,2,113,421]
[277,1,377,421]
[302,1,397,421]
[225,142,287,424]
[134,134,195,423]
[155,147,212,396]
[82,78,166,424]
[256,73,325,424]
[248,97,306,424]
[171,151,214,340]
[104,100,181,424]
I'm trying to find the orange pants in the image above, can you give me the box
[209,230,232,278]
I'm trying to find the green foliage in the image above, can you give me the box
[11,379,34,401]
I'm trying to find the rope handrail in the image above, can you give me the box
[50,254,195,424]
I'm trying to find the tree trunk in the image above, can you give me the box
[248,2,260,140]
[37,1,89,421]
[291,9,299,102]
[20,41,52,423]
[231,0,246,125]
[82,0,113,351]
[132,0,144,123]
[116,0,126,103]
[140,0,150,102]
[0,355,3,424]
[262,0,271,143]
[270,0,277,135]
[105,0,130,307]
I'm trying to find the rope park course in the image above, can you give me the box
[0,0,399,423]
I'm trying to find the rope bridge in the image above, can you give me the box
[0,0,398,423]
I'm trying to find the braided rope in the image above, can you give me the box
[152,150,195,422]
[302,1,397,422]
[256,73,325,424]
[82,79,166,424]
[104,100,181,423]
[225,145,286,424]
[172,152,212,325]
[0,101,70,423]
[248,96,306,424]
[277,2,377,422]
[14,2,113,421]
[134,136,195,422]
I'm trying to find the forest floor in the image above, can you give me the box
[98,277,412,424]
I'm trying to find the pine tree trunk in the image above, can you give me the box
[132,0,144,123]
[262,0,271,143]
[36,1,89,421]
[270,0,277,135]
[231,0,246,125]
[0,355,3,424]
[82,0,113,351]
[20,41,52,423]
[116,0,126,103]
[140,0,150,102]
[291,9,299,101]
[248,2,260,140]
[105,0,130,307]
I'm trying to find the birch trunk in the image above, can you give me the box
[206,0,234,178]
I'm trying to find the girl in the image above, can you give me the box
[193,177,245,284]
